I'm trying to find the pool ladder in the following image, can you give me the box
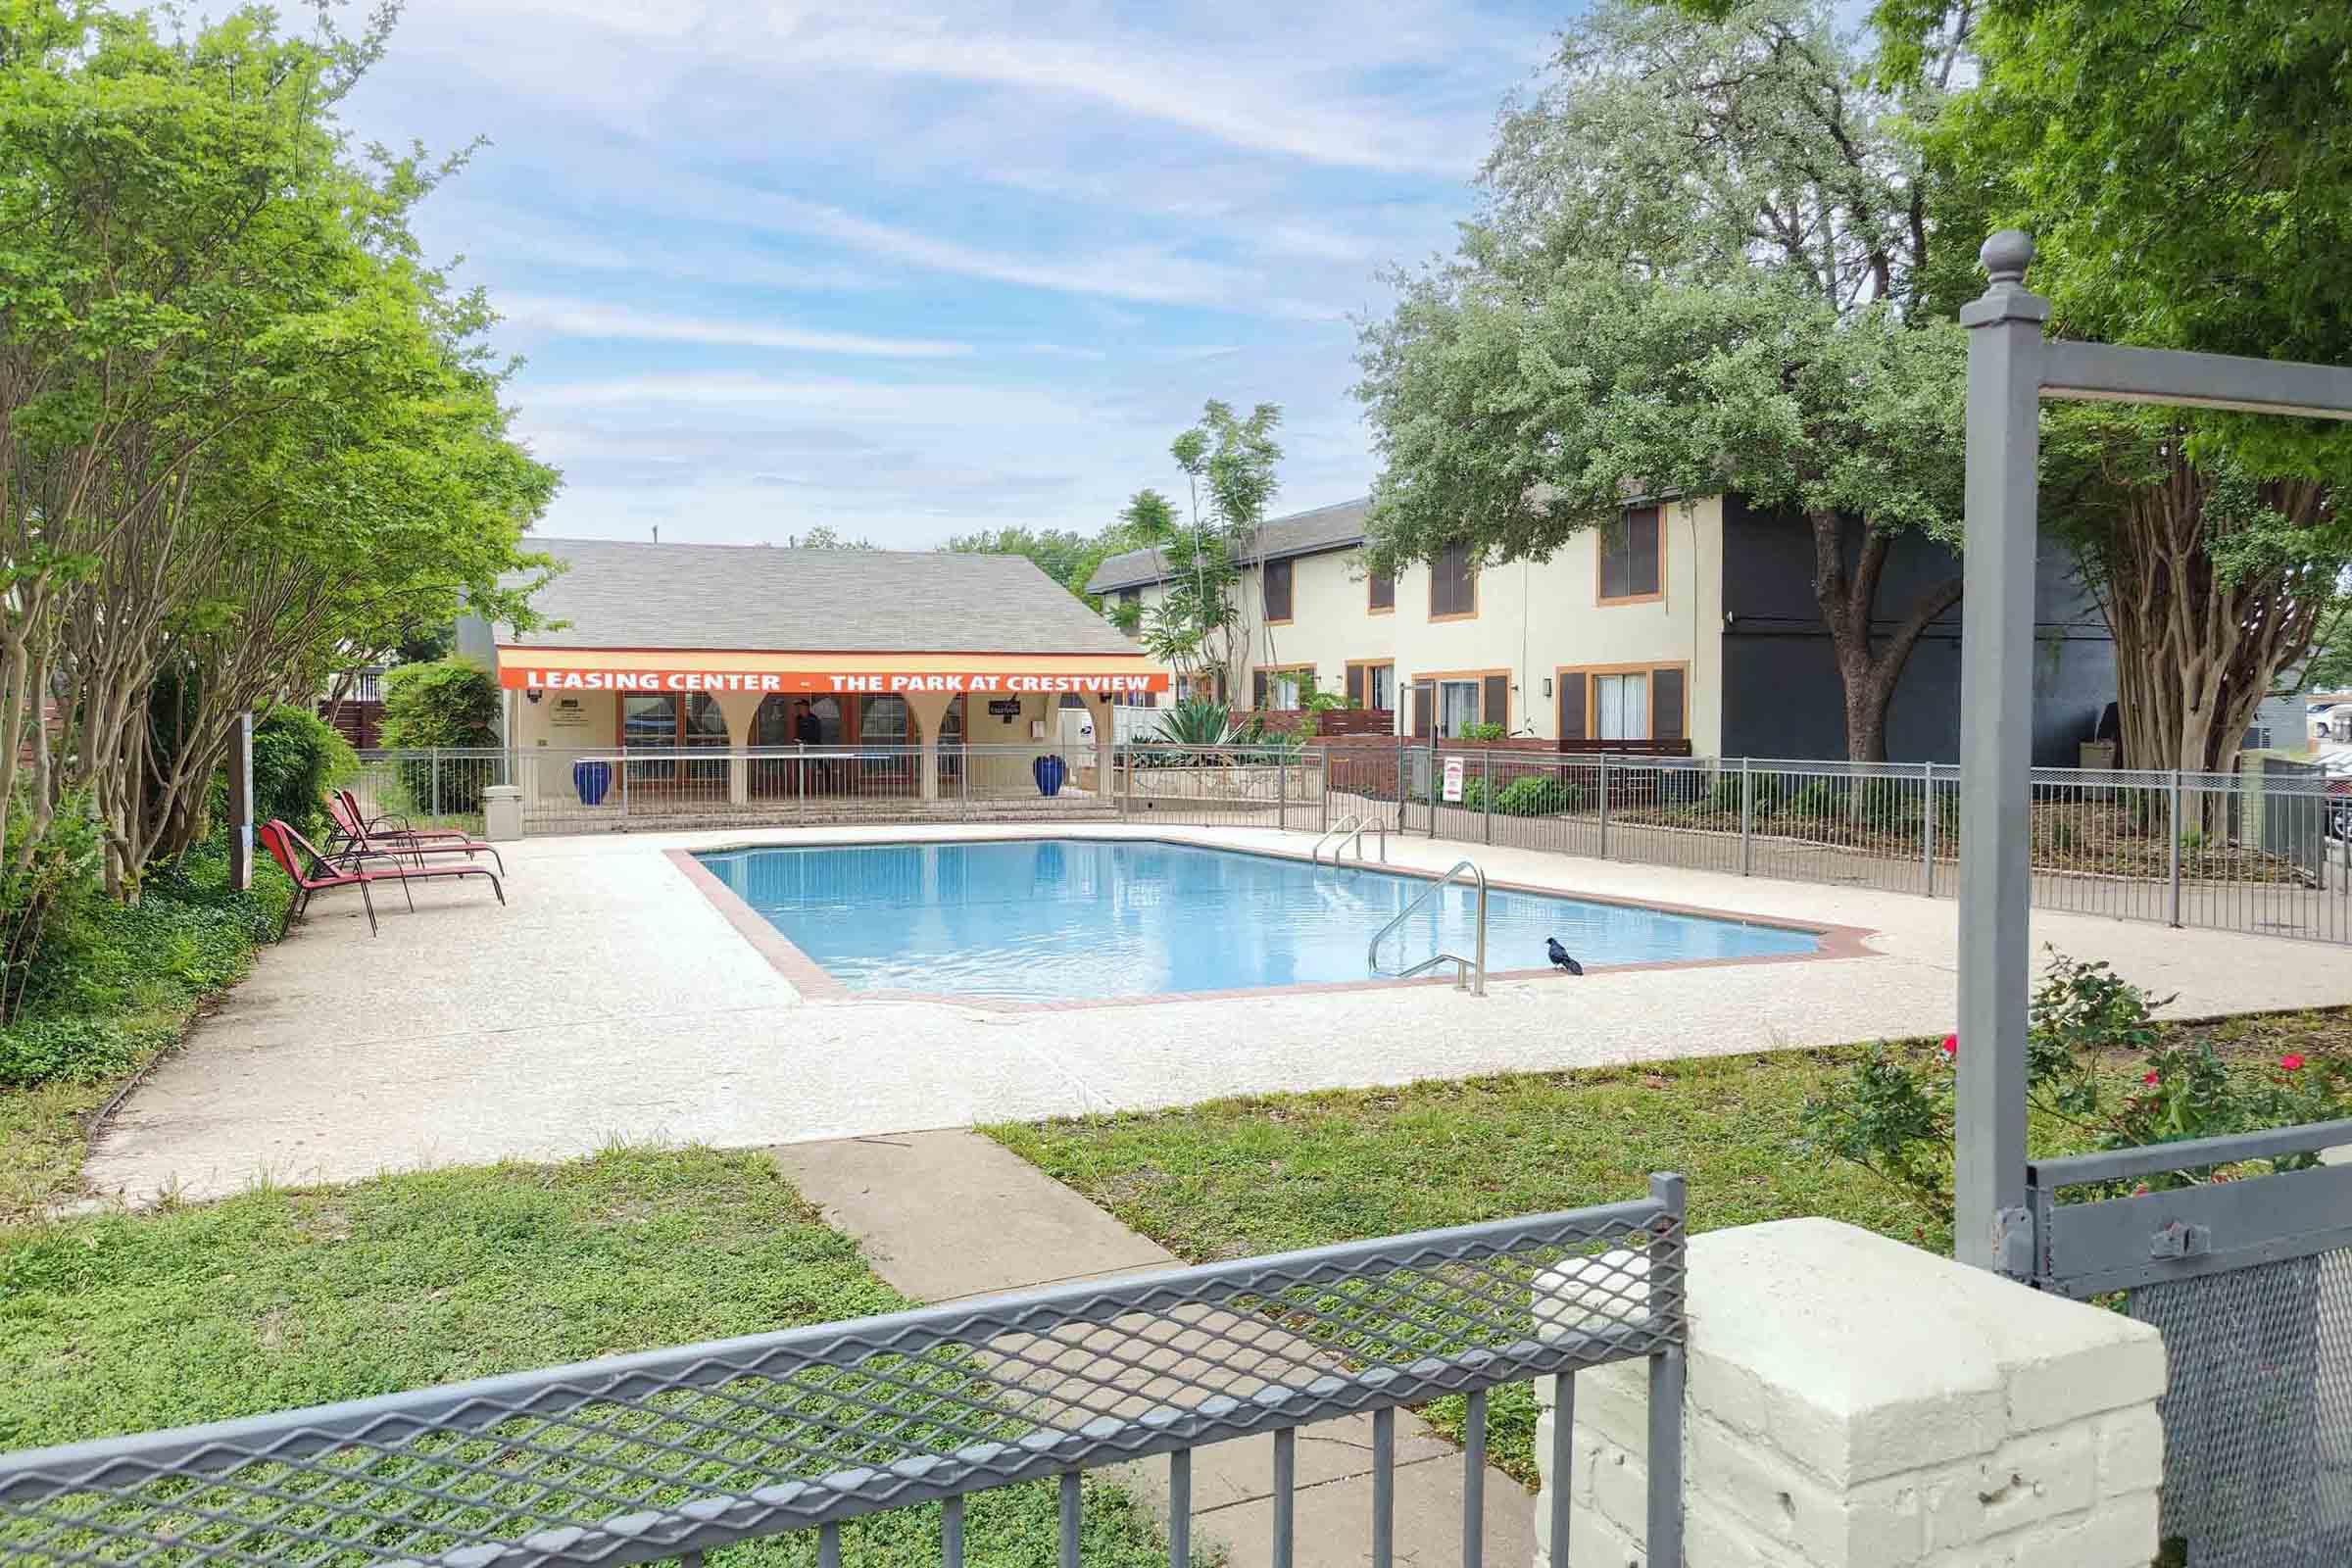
[1367,858,1488,997]
[1312,812,1390,866]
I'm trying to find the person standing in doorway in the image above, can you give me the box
[792,699,824,792]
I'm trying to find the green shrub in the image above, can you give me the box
[0,1016,163,1088]
[1495,774,1582,816]
[1784,781,1840,820]
[2,793,103,1022]
[1460,721,1507,742]
[3,834,291,1086]
[251,705,357,834]
[380,659,502,815]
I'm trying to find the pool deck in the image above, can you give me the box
[81,821,2352,1207]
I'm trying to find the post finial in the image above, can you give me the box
[1980,229,2035,285]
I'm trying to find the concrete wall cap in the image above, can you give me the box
[1684,1220,2163,1428]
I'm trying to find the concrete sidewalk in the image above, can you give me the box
[770,1129,1534,1568]
[81,821,2352,1206]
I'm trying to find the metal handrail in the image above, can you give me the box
[1312,812,1391,866]
[1367,858,1488,996]
[1311,812,1363,864]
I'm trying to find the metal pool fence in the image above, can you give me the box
[348,743,1330,839]
[0,1182,1690,1568]
[1351,750,2350,947]
[345,744,2349,945]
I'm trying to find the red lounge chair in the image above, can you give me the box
[260,819,504,937]
[325,791,506,876]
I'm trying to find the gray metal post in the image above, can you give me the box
[2168,768,2183,926]
[1482,749,1493,844]
[1597,754,1609,859]
[1319,748,1330,833]
[1740,757,1753,876]
[1278,753,1289,831]
[1921,760,1937,897]
[1427,745,1438,839]
[618,750,629,820]
[430,747,443,819]
[226,711,254,891]
[1120,745,1130,821]
[1953,230,2049,1274]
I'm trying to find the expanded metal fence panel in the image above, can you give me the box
[2129,1250,2352,1567]
[0,1192,1688,1568]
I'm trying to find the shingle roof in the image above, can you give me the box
[1085,497,1370,594]
[499,538,1142,655]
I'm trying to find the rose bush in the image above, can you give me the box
[1800,950,2352,1220]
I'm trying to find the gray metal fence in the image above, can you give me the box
[351,744,1326,839]
[2024,1123,2352,1566]
[1339,750,2349,946]
[0,1182,1690,1568]
[345,743,2349,944]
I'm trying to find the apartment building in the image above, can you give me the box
[1087,494,2117,765]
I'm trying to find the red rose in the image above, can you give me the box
[2280,1054,2307,1072]
[1938,1034,1958,1059]
[2143,1071,2161,1086]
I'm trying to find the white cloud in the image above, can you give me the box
[498,295,970,358]
[771,22,1476,175]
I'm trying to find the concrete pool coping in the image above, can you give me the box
[665,835,1882,1012]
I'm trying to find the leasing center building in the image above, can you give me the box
[457,537,1166,803]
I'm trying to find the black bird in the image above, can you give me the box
[1545,937,1584,976]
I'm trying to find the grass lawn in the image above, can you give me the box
[0,1146,1179,1568]
[984,1009,2352,1488]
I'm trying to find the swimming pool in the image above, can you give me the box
[692,838,1825,1004]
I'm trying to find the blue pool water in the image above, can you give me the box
[695,839,1820,1004]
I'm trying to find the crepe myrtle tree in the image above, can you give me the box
[1882,0,2352,770]
[1360,263,1967,762]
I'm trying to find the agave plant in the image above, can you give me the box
[1151,700,1241,748]
[1139,700,1241,766]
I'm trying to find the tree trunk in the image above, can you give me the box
[1810,512,1964,763]
[2084,445,2331,789]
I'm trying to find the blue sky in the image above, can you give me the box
[326,0,1570,548]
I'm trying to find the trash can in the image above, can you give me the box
[483,785,523,843]
[573,759,612,806]
[1032,753,1067,798]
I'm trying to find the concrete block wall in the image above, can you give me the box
[1536,1219,2167,1568]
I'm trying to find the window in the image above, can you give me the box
[622,692,727,784]
[858,695,911,744]
[1368,569,1395,612]
[1423,671,1507,736]
[1262,559,1294,622]
[1598,507,1664,604]
[1437,680,1481,737]
[1347,661,1396,712]
[1557,664,1688,742]
[1429,543,1476,618]
[1117,586,1141,609]
[1251,664,1314,710]
[1593,673,1647,740]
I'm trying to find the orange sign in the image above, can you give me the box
[499,666,1169,696]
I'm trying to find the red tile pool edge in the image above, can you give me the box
[665,837,1882,1013]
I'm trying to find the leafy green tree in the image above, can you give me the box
[1881,0,2352,771]
[0,1,556,897]
[780,525,876,550]
[379,661,502,815]
[1359,0,1967,760]
[1121,402,1284,699]
[942,524,1139,607]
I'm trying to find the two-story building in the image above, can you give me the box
[1087,494,2117,765]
